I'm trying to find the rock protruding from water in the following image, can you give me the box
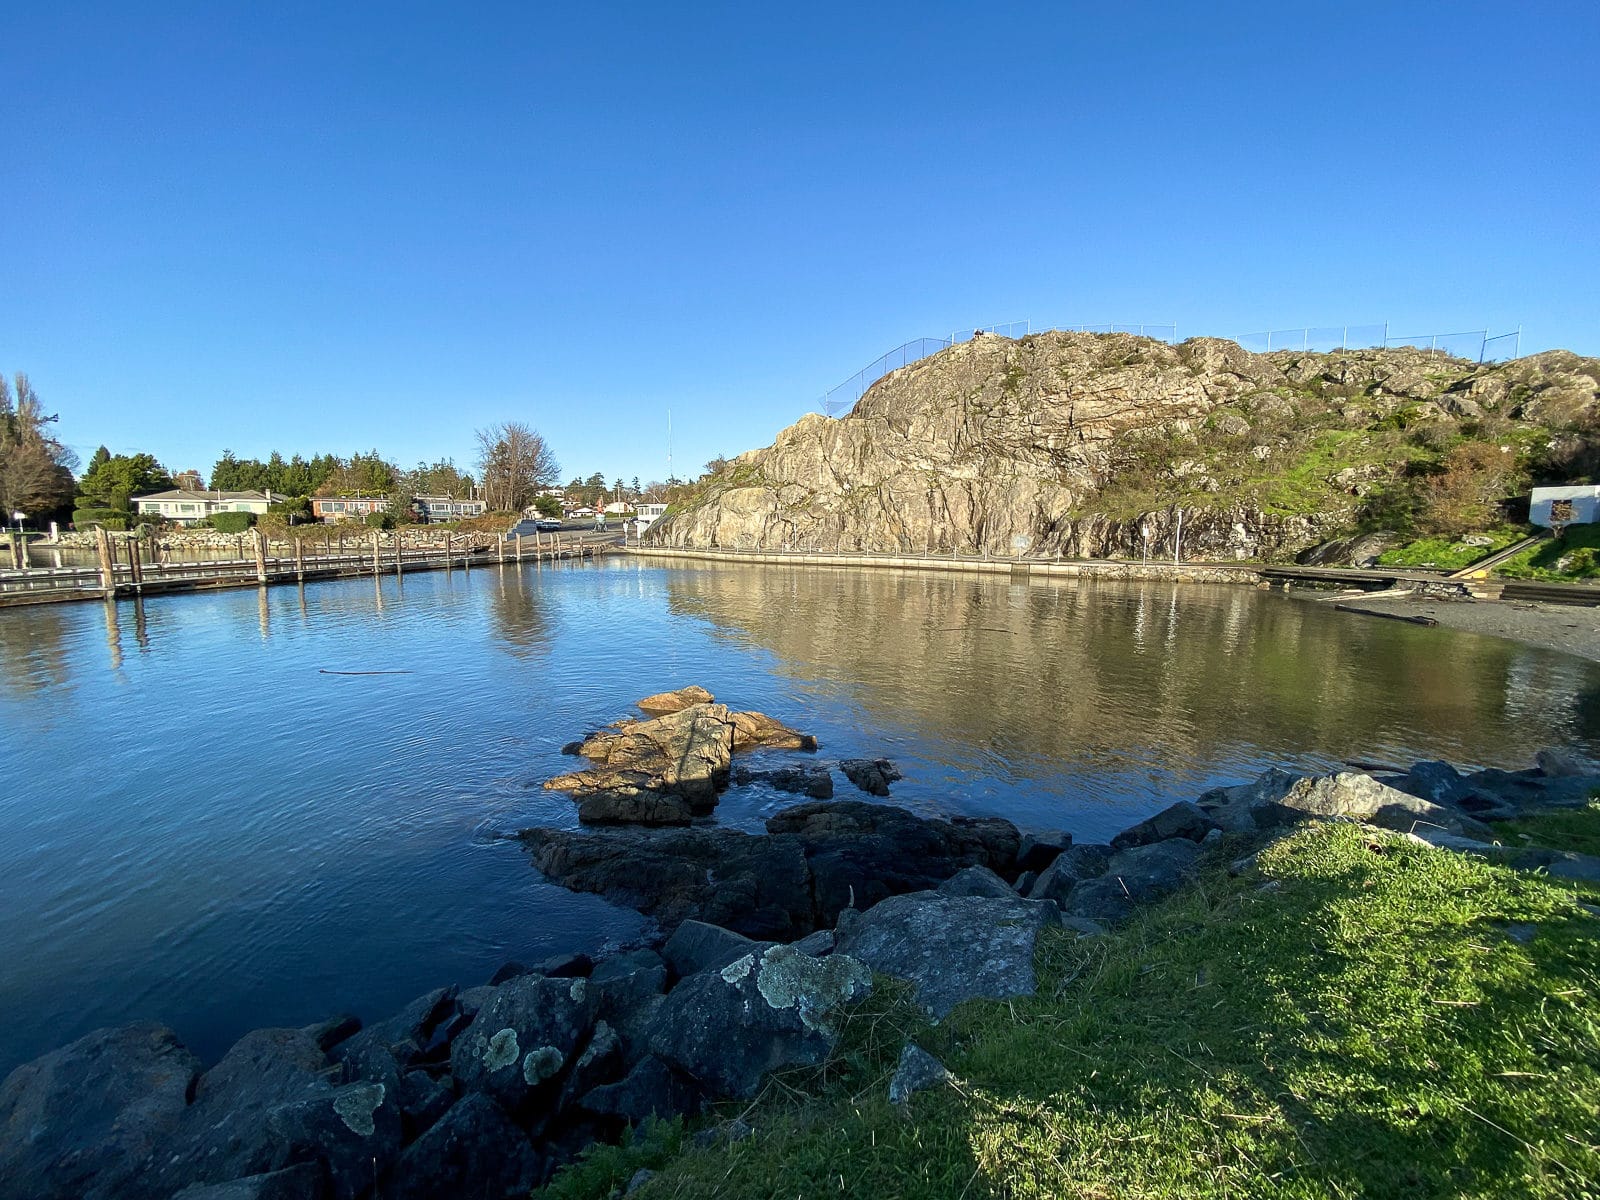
[636,685,716,715]
[520,799,1020,939]
[545,703,736,825]
[544,691,821,825]
[840,758,902,796]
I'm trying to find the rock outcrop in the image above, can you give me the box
[646,334,1600,561]
[519,799,1020,939]
[545,691,820,825]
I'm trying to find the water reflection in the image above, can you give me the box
[656,562,1600,773]
[488,564,553,659]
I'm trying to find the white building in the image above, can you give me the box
[1529,485,1600,528]
[635,502,668,535]
[132,489,276,525]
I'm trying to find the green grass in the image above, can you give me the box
[547,823,1600,1199]
[1498,524,1600,582]
[1376,529,1525,570]
[1497,800,1600,859]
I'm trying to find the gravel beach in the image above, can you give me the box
[1323,592,1600,662]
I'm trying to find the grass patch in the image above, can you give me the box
[1498,524,1600,582]
[1497,800,1600,858]
[565,823,1600,1199]
[1376,529,1525,570]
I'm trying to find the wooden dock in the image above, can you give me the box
[0,529,611,609]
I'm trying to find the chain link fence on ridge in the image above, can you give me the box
[820,320,1523,416]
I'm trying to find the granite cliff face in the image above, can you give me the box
[647,332,1600,561]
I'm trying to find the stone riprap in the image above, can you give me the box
[6,747,1598,1199]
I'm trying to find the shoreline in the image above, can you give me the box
[1328,592,1600,662]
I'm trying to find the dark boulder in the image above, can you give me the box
[734,765,834,798]
[1109,801,1219,851]
[332,986,456,1074]
[936,865,1015,898]
[448,974,595,1117]
[647,945,872,1098]
[662,920,770,979]
[389,1093,544,1200]
[834,892,1057,1020]
[262,1080,401,1200]
[590,951,668,1065]
[0,1022,199,1200]
[1016,829,1073,874]
[1027,844,1113,906]
[1066,840,1203,921]
[839,758,903,796]
[1394,760,1473,806]
[170,1165,325,1200]
[769,800,1021,924]
[577,1055,705,1126]
[520,825,814,938]
[521,801,1022,939]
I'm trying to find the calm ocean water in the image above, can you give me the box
[2,557,1597,1075]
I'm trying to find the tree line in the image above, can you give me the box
[1,373,721,533]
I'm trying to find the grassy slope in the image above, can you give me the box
[542,823,1600,1200]
[1497,524,1600,582]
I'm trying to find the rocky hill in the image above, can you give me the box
[647,333,1600,561]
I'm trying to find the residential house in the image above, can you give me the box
[311,496,390,522]
[132,489,277,525]
[414,495,487,523]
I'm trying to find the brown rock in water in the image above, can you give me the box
[636,685,715,715]
[545,704,734,823]
[728,710,818,751]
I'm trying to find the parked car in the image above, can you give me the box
[536,517,563,532]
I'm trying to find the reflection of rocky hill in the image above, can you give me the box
[650,333,1600,560]
[659,562,1600,767]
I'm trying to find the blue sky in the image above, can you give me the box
[2,1,1596,488]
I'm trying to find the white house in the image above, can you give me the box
[1530,485,1600,528]
[132,489,276,525]
[635,502,668,535]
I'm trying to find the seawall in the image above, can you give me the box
[625,545,1264,585]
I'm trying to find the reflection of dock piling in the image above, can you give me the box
[0,532,614,608]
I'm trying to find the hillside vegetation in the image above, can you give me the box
[649,334,1600,564]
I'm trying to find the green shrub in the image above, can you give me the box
[209,511,256,533]
[363,510,394,530]
[72,507,117,529]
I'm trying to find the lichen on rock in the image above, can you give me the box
[522,1045,564,1084]
[482,1028,520,1072]
[333,1081,386,1136]
[752,944,873,1034]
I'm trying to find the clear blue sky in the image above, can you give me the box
[3,1,1596,488]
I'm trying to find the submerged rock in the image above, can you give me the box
[734,764,834,798]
